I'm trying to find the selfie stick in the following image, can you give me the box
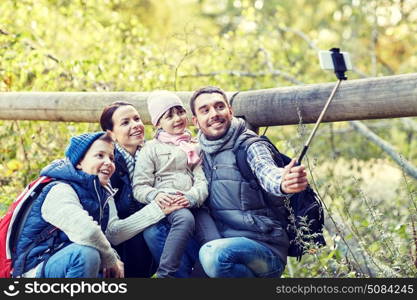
[297,48,348,164]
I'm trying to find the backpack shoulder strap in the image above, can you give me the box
[235,136,264,182]
[9,178,59,259]
[235,135,292,183]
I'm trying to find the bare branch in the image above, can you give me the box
[350,120,417,179]
[401,118,417,132]
[256,47,274,72]
[23,41,60,63]
[180,69,303,85]
[278,26,319,51]
[279,26,370,79]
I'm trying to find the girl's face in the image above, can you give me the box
[109,105,145,155]
[77,140,115,186]
[158,106,188,135]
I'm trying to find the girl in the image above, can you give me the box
[132,91,208,278]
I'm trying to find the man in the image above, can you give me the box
[190,86,308,278]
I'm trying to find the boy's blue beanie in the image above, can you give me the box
[65,132,105,166]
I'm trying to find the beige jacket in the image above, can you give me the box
[132,139,208,207]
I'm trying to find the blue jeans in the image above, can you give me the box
[143,217,199,278]
[199,237,285,278]
[36,243,101,278]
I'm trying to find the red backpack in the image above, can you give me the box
[0,176,54,278]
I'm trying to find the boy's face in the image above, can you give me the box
[192,92,233,140]
[77,140,115,186]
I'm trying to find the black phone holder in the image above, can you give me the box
[330,48,347,80]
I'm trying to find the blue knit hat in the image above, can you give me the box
[65,132,105,166]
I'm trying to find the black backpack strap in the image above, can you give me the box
[235,135,290,183]
[235,136,260,182]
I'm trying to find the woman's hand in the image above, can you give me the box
[160,204,184,215]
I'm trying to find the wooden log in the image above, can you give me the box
[232,73,417,127]
[0,73,416,124]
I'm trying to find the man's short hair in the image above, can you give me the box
[189,86,228,116]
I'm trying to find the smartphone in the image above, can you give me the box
[318,50,352,71]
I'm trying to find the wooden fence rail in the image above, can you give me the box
[0,73,416,127]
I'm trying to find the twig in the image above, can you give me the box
[349,120,417,179]
[256,47,274,72]
[304,156,371,275]
[278,26,369,79]
[401,118,417,132]
[180,69,303,85]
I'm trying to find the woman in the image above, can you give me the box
[100,101,163,277]
[99,101,197,277]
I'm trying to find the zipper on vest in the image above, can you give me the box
[93,179,102,225]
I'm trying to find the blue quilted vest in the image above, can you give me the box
[202,129,289,258]
[12,159,110,276]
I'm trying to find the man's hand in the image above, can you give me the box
[281,159,308,194]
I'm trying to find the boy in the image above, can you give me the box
[13,132,124,278]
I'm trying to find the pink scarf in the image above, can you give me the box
[157,130,201,166]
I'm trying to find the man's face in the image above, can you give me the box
[192,92,233,140]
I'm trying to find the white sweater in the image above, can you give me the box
[23,182,165,277]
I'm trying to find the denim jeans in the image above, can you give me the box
[113,232,156,277]
[143,212,199,278]
[36,243,101,278]
[199,237,285,278]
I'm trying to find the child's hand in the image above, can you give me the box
[172,195,190,208]
[155,193,175,208]
[104,259,124,278]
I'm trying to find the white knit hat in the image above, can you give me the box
[147,91,185,126]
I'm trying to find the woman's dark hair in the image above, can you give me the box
[100,101,135,131]
[97,132,114,144]
[189,86,228,116]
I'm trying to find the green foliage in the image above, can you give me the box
[1,0,416,277]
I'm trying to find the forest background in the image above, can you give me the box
[0,0,416,278]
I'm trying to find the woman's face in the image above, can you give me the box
[109,105,144,154]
